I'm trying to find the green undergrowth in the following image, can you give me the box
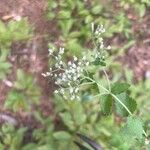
[0,0,150,150]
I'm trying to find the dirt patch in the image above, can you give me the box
[125,43,150,81]
[0,0,56,117]
[125,13,150,81]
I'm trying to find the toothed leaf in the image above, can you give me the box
[111,82,130,94]
[115,93,137,117]
[101,94,112,115]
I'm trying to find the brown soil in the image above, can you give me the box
[126,43,150,81]
[125,13,150,81]
[0,0,56,122]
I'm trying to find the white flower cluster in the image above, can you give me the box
[42,24,111,101]
[92,24,111,60]
[94,24,105,36]
[42,47,89,100]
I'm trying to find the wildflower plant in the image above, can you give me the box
[42,24,110,101]
[42,24,149,147]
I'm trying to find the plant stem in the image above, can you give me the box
[84,76,132,115]
[92,93,108,98]
[102,69,111,91]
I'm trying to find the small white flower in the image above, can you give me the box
[59,61,63,65]
[59,47,64,54]
[145,139,149,145]
[75,88,79,93]
[73,56,78,61]
[62,75,66,81]
[67,83,70,86]
[71,69,76,74]
[69,87,74,94]
[95,30,99,35]
[68,61,72,66]
[67,74,71,79]
[55,63,59,68]
[100,43,104,49]
[63,95,67,100]
[77,74,80,78]
[78,62,82,65]
[54,90,58,94]
[83,56,86,60]
[55,56,59,60]
[41,73,47,77]
[72,63,76,68]
[71,95,75,100]
[60,89,65,94]
[46,72,51,76]
[107,45,111,50]
[99,37,103,42]
[73,76,77,81]
[86,62,89,66]
[102,56,105,59]
[91,22,94,33]
[48,48,54,55]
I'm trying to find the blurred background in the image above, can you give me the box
[0,0,150,149]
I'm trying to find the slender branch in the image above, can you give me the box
[102,69,111,91]
[92,93,108,99]
[83,76,108,93]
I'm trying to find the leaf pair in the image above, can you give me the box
[101,82,137,116]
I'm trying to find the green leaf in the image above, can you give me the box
[0,143,4,150]
[101,94,112,115]
[111,82,130,94]
[59,19,73,36]
[5,90,28,112]
[66,39,82,55]
[146,144,150,150]
[53,131,71,140]
[78,10,89,16]
[59,112,75,131]
[58,10,71,19]
[115,93,137,117]
[71,102,86,125]
[0,50,11,79]
[91,5,102,15]
[92,58,106,66]
[121,117,144,142]
[139,4,145,17]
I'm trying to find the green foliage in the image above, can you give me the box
[5,69,41,112]
[47,0,134,57]
[53,131,71,140]
[5,90,28,112]
[111,82,130,94]
[101,94,112,115]
[115,93,137,117]
[121,116,144,141]
[121,0,150,17]
[0,123,27,150]
[0,0,149,149]
[0,18,33,81]
[0,18,33,48]
[0,50,11,79]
